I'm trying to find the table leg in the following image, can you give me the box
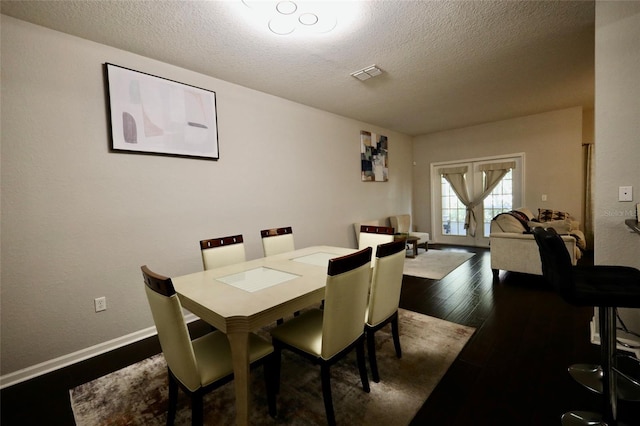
[228,331,250,426]
[406,240,418,258]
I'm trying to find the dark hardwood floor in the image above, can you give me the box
[2,245,638,425]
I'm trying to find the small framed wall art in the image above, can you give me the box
[105,63,219,160]
[360,130,388,181]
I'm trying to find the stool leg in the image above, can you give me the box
[601,306,618,424]
[559,307,618,426]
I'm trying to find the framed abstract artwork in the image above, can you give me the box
[360,130,388,181]
[105,63,219,160]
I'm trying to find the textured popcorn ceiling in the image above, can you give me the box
[1,0,595,136]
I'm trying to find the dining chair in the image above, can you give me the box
[141,265,277,425]
[199,234,245,270]
[260,226,298,323]
[365,239,406,383]
[269,247,373,426]
[260,226,295,257]
[358,225,395,267]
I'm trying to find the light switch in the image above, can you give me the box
[619,186,633,202]
[541,194,547,201]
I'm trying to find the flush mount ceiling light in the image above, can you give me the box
[351,65,383,81]
[242,0,338,35]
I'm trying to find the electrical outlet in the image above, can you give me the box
[619,186,633,202]
[94,296,107,312]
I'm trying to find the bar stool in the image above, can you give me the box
[533,227,640,426]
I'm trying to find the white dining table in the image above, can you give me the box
[172,245,356,426]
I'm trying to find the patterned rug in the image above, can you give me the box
[70,309,474,426]
[402,249,474,280]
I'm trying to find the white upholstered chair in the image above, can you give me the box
[358,225,395,267]
[365,240,406,382]
[269,247,373,426]
[199,234,246,270]
[260,226,295,257]
[141,265,277,425]
[389,214,429,251]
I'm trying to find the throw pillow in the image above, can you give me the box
[538,208,569,222]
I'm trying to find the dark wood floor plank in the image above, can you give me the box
[2,245,639,425]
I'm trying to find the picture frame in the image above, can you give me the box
[105,63,219,160]
[360,130,388,181]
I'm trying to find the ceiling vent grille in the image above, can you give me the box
[351,65,383,81]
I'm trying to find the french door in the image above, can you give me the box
[431,154,524,247]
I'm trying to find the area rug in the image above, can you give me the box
[70,309,474,426]
[402,249,474,280]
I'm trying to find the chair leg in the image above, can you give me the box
[320,364,336,426]
[356,337,370,393]
[191,393,203,426]
[273,344,282,394]
[391,313,402,359]
[366,328,380,383]
[264,355,278,418]
[167,369,178,426]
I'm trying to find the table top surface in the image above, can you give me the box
[172,246,356,332]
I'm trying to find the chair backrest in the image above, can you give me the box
[141,265,201,392]
[367,240,406,326]
[260,226,295,257]
[321,247,372,359]
[358,225,395,267]
[532,227,575,301]
[389,214,411,234]
[200,234,246,270]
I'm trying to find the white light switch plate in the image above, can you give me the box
[619,186,633,202]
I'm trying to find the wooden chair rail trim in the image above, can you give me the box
[376,240,406,258]
[141,265,176,297]
[260,227,293,238]
[327,247,372,276]
[199,235,244,250]
[360,225,395,235]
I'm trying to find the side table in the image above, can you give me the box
[394,235,420,258]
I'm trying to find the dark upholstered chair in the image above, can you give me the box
[533,227,640,426]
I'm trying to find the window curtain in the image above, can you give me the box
[583,143,594,250]
[440,161,515,237]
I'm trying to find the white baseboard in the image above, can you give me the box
[0,313,198,389]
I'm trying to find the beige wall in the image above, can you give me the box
[412,107,584,237]
[592,1,640,348]
[594,1,640,268]
[0,16,413,378]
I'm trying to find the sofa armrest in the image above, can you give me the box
[489,232,577,276]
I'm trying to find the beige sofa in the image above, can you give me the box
[490,207,585,279]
